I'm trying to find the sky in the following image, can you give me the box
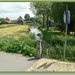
[0,2,35,20]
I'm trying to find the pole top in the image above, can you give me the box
[66,4,68,11]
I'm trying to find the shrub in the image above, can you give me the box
[0,36,36,57]
[19,36,36,47]
[42,31,75,61]
[0,36,15,51]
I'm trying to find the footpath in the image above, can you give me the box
[0,51,38,71]
[0,51,75,72]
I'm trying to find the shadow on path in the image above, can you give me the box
[27,57,39,61]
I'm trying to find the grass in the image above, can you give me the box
[0,24,29,39]
[0,24,16,29]
[0,24,36,57]
[0,24,75,61]
[41,27,75,62]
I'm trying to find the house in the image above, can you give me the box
[15,16,24,25]
[5,17,12,24]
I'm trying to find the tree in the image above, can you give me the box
[30,2,52,31]
[24,14,30,21]
[0,18,5,24]
[30,2,75,34]
[51,2,65,32]
[51,2,75,34]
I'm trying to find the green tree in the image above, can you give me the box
[51,2,65,32]
[24,14,30,21]
[51,2,75,34]
[30,2,75,33]
[30,2,52,31]
[0,18,5,24]
[66,2,75,35]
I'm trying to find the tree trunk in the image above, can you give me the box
[47,15,49,31]
[42,13,45,28]
[60,23,65,32]
[74,23,75,37]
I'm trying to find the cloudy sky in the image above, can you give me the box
[0,2,34,20]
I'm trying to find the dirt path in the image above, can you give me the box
[0,51,38,71]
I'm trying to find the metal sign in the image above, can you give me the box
[67,11,70,24]
[63,11,70,24]
[63,11,66,23]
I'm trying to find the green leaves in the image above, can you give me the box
[51,2,65,22]
[43,31,75,61]
[0,18,6,24]
[30,2,52,16]
[24,14,30,21]
[0,36,36,57]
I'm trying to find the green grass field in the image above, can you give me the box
[0,24,36,57]
[0,24,29,39]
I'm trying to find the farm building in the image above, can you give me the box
[15,16,24,25]
[5,17,12,24]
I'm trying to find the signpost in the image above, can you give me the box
[63,5,70,60]
[63,11,70,24]
[67,11,70,24]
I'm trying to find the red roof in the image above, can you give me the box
[5,17,12,23]
[16,16,23,21]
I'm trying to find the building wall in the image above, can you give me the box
[16,19,23,25]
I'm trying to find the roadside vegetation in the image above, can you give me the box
[0,24,36,57]
[29,1,75,62]
[42,27,75,62]
[0,36,36,57]
[0,23,75,62]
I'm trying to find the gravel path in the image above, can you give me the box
[0,51,38,71]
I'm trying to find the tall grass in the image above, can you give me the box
[42,30,75,61]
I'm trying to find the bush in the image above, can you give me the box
[43,32,64,46]
[42,31,75,61]
[0,36,36,57]
[19,36,36,47]
[0,36,15,51]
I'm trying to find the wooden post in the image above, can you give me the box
[42,12,45,28]
[46,49,48,56]
[36,40,42,59]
